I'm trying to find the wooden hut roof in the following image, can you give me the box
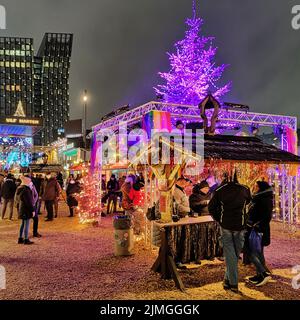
[204,135,300,163]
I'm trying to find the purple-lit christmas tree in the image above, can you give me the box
[154,0,231,105]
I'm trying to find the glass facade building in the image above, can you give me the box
[35,33,73,145]
[0,37,34,117]
[0,33,73,146]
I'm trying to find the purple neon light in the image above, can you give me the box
[154,1,231,105]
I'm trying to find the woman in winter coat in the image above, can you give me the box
[245,181,274,286]
[66,177,81,217]
[16,176,36,245]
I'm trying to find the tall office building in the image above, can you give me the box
[35,33,73,145]
[0,33,73,146]
[0,37,34,117]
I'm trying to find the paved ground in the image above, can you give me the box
[0,202,300,300]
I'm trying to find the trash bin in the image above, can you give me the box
[113,215,134,256]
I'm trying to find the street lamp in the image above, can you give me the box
[83,89,88,161]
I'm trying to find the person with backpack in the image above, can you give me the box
[16,176,35,245]
[244,181,273,286]
[208,172,251,293]
[1,173,17,220]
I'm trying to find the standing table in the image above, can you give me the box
[151,216,222,291]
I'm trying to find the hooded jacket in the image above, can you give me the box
[247,188,274,246]
[16,185,35,220]
[1,178,17,199]
[208,182,251,231]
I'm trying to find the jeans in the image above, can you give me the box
[220,227,246,286]
[1,198,14,220]
[244,242,266,274]
[45,200,54,220]
[107,194,118,214]
[36,199,42,214]
[19,219,31,240]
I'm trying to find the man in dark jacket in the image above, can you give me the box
[106,174,119,214]
[1,173,17,220]
[66,178,81,217]
[189,180,211,216]
[208,173,251,293]
[40,174,61,221]
[245,181,273,286]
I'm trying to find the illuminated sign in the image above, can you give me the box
[2,117,41,126]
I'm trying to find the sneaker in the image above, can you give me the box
[18,237,24,244]
[256,272,271,287]
[247,275,261,284]
[223,279,230,290]
[45,218,53,221]
[24,239,34,245]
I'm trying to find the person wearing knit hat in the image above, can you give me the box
[15,175,36,245]
[189,180,211,216]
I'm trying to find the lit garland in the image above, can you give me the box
[77,173,102,224]
[154,1,231,105]
[0,137,33,169]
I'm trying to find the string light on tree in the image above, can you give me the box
[77,173,102,225]
[154,0,231,105]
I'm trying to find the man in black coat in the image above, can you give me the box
[208,173,251,293]
[244,181,273,286]
[1,173,17,220]
[106,175,119,214]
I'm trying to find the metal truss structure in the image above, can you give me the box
[93,101,299,227]
[93,101,297,147]
[280,166,299,232]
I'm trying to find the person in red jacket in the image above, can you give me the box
[129,181,145,237]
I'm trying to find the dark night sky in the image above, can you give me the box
[1,0,300,127]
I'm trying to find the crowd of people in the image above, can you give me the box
[0,171,83,245]
[101,173,145,237]
[1,168,274,292]
[171,172,274,292]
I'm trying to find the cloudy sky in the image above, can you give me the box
[1,0,300,127]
